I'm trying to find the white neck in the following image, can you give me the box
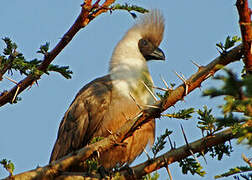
[110,59,154,105]
[108,29,154,105]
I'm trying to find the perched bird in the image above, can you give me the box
[50,10,165,170]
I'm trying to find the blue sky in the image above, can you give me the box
[0,0,251,179]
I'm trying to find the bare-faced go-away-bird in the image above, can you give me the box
[50,10,165,170]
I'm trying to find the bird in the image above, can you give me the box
[50,10,165,170]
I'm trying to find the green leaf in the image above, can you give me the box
[152,129,172,157]
[179,158,206,177]
[206,143,232,161]
[163,108,194,120]
[47,64,73,79]
[197,106,218,134]
[143,172,160,180]
[37,42,50,55]
[215,166,252,179]
[0,159,15,176]
[216,35,241,53]
[110,3,148,18]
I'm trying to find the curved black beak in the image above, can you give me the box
[146,47,165,61]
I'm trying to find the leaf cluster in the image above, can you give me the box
[216,36,241,53]
[110,3,148,18]
[163,108,194,120]
[203,69,252,146]
[205,143,232,161]
[0,37,72,80]
[152,129,172,157]
[0,159,15,176]
[85,158,98,174]
[179,157,206,177]
[215,166,252,179]
[143,172,159,180]
[197,106,219,135]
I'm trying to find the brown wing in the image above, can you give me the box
[49,75,113,162]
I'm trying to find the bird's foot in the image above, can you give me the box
[98,166,110,179]
[119,164,134,176]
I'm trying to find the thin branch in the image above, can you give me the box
[52,127,238,179]
[6,44,244,180]
[0,0,115,107]
[120,128,236,179]
[236,0,252,73]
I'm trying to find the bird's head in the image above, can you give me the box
[110,10,165,71]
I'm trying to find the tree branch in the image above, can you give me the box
[0,0,115,107]
[121,128,235,179]
[5,44,243,180]
[55,128,236,180]
[236,0,252,73]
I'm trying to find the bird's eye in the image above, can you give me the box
[140,39,148,46]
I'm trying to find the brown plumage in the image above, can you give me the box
[50,10,165,170]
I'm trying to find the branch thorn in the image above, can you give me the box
[168,134,174,150]
[12,86,20,104]
[180,124,189,147]
[174,71,189,95]
[3,76,18,84]
[190,60,201,68]
[141,81,158,102]
[129,92,142,110]
[160,75,171,90]
[163,156,173,180]
[143,148,151,161]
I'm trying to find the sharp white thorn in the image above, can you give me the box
[3,76,18,84]
[141,81,158,102]
[185,84,189,95]
[174,71,189,95]
[152,86,169,92]
[129,92,142,110]
[189,149,200,164]
[160,75,171,90]
[190,60,201,68]
[174,71,186,82]
[205,73,212,79]
[106,129,113,135]
[142,104,160,109]
[12,86,20,103]
[143,148,151,160]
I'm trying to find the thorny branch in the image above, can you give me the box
[5,44,244,180]
[0,0,115,107]
[236,0,252,73]
[56,128,236,180]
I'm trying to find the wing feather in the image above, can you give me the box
[49,75,112,162]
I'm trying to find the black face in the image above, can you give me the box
[138,38,165,61]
